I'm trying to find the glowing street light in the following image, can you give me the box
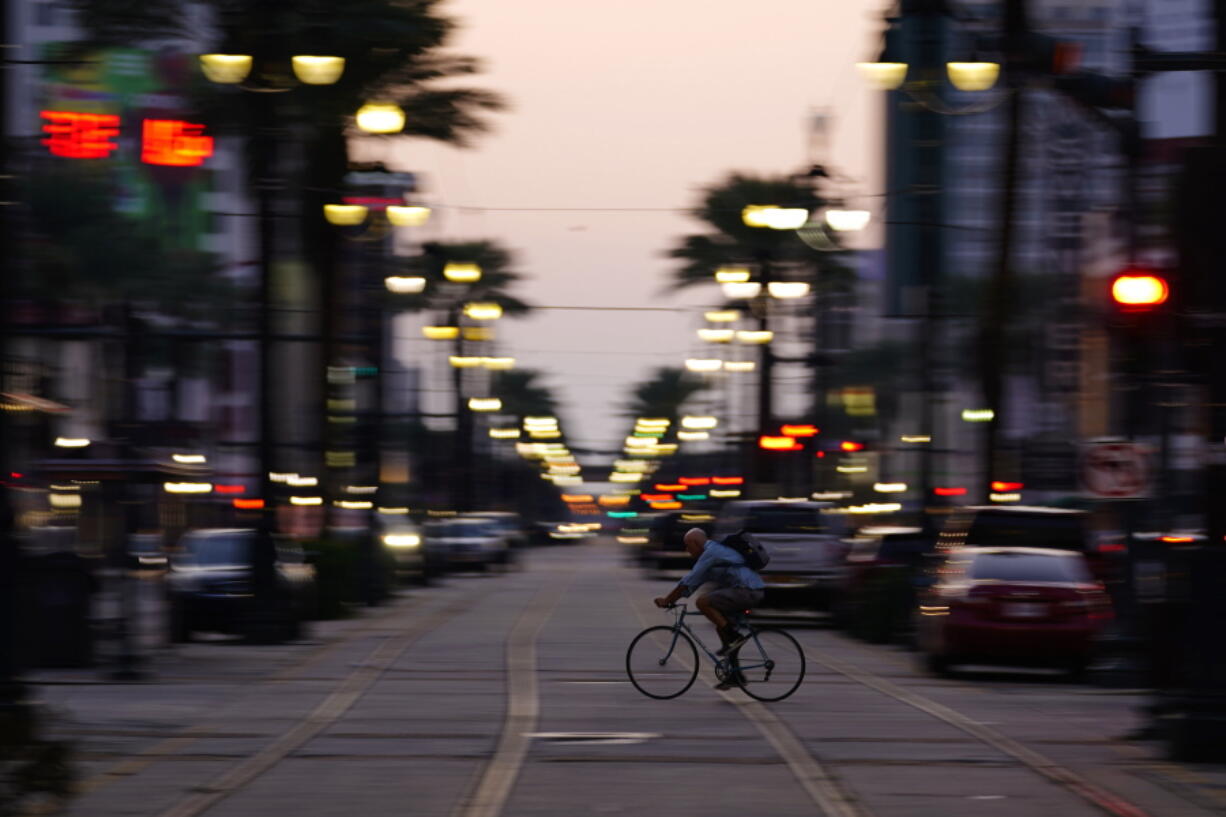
[355,101,405,133]
[714,266,752,283]
[386,205,431,227]
[444,262,482,283]
[385,276,426,293]
[291,55,346,85]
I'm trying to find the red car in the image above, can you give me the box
[915,546,1112,677]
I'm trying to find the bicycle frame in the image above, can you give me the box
[663,604,773,680]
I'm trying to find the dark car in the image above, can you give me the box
[936,505,1111,581]
[643,511,714,572]
[915,546,1113,676]
[832,526,934,642]
[166,528,316,642]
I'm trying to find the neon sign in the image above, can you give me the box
[40,111,214,166]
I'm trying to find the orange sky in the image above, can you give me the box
[367,0,888,453]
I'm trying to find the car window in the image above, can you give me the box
[965,513,1087,551]
[184,534,250,566]
[967,552,1092,583]
[744,506,825,535]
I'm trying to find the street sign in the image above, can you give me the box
[1080,441,1150,499]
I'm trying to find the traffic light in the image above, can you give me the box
[1111,269,1169,312]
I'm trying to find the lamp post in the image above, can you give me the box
[199,39,344,634]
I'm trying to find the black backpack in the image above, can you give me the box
[721,529,770,571]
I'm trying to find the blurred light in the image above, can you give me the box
[286,475,317,487]
[561,494,594,503]
[677,493,706,500]
[335,500,373,510]
[711,477,743,487]
[482,357,515,370]
[469,398,502,412]
[825,209,872,232]
[291,496,324,506]
[444,262,482,283]
[857,61,908,90]
[681,415,718,430]
[714,266,752,283]
[607,511,638,519]
[172,453,206,464]
[709,489,741,498]
[962,408,995,422]
[874,482,907,493]
[635,418,670,428]
[677,431,709,441]
[599,495,631,507]
[990,492,1022,503]
[464,301,503,320]
[525,416,559,428]
[199,53,253,84]
[1161,535,1196,543]
[781,424,818,437]
[386,205,431,227]
[550,475,583,486]
[383,533,420,548]
[463,327,494,341]
[655,483,685,491]
[677,477,710,486]
[422,326,460,340]
[651,501,683,510]
[947,61,1000,91]
[386,276,427,293]
[324,204,368,226]
[760,436,802,451]
[40,111,118,158]
[234,498,264,510]
[812,491,851,500]
[346,485,378,495]
[724,361,756,372]
[141,120,213,167]
[839,441,865,452]
[697,328,735,343]
[355,101,405,133]
[847,502,903,514]
[609,472,644,483]
[991,481,1024,492]
[214,484,245,495]
[768,282,810,299]
[490,428,521,439]
[742,205,809,230]
[613,459,651,472]
[292,55,345,85]
[685,358,723,372]
[619,535,649,544]
[736,330,773,344]
[900,435,931,443]
[164,482,212,494]
[54,437,90,448]
[1112,272,1169,307]
[837,465,868,473]
[934,486,967,497]
[449,356,483,368]
[722,282,762,299]
[378,507,410,515]
[49,493,82,509]
[705,310,741,322]
[530,429,562,439]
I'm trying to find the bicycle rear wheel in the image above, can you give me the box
[626,625,699,699]
[731,627,805,701]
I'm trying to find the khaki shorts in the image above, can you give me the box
[702,587,764,616]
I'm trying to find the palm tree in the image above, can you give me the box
[622,367,708,429]
[491,369,558,420]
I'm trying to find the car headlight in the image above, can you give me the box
[383,534,421,548]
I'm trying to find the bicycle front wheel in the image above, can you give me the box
[731,627,805,702]
[626,625,699,699]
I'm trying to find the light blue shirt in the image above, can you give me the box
[676,540,765,596]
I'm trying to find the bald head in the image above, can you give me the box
[683,527,707,558]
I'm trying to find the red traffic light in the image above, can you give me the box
[1111,271,1168,309]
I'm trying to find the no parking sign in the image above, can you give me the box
[1080,441,1150,499]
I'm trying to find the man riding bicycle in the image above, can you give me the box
[654,527,765,678]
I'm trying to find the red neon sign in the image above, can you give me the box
[41,111,120,158]
[141,119,214,166]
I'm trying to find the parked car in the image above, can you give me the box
[377,519,437,585]
[423,517,511,571]
[713,500,850,611]
[832,526,934,642]
[936,506,1108,577]
[166,528,316,642]
[127,533,168,572]
[643,511,715,572]
[467,512,530,550]
[914,546,1113,676]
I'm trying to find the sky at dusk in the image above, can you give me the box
[360,0,888,455]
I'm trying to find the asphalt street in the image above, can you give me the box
[22,539,1226,817]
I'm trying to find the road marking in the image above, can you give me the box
[152,593,475,817]
[621,585,870,817]
[524,732,659,745]
[801,646,1154,817]
[451,573,575,817]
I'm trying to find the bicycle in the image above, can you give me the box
[625,603,805,701]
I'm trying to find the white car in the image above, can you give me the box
[423,518,511,572]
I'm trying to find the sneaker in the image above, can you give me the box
[714,679,738,690]
[716,632,749,656]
